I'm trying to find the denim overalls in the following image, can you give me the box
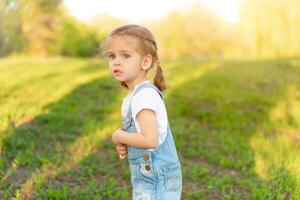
[122,82,182,200]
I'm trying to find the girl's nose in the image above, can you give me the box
[113,57,121,66]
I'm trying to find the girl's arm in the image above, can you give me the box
[112,109,158,149]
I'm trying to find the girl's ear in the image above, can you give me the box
[141,54,152,71]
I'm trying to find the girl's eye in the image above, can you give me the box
[122,54,130,58]
[108,55,115,59]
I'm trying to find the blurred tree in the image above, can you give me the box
[147,3,242,59]
[240,0,300,58]
[0,0,26,57]
[18,0,63,55]
[149,11,185,59]
[0,0,64,56]
[184,4,227,58]
[53,16,99,57]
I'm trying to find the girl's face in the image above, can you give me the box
[107,35,151,87]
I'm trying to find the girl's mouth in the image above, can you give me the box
[113,69,123,75]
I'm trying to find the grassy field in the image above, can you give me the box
[0,56,300,199]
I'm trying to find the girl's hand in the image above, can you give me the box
[112,128,127,159]
[111,128,123,144]
[116,143,128,160]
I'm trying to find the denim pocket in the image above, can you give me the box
[162,161,182,191]
[138,163,155,184]
[133,190,154,200]
[130,163,155,191]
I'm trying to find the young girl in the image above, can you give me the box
[106,24,182,200]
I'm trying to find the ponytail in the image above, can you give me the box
[153,60,166,92]
[120,81,128,89]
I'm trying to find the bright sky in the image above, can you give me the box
[63,0,241,24]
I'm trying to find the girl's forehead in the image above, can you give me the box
[107,35,140,52]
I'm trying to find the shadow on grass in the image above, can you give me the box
[165,59,300,199]
[1,59,299,199]
[0,71,124,199]
[20,59,300,199]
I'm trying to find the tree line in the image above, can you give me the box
[0,0,299,59]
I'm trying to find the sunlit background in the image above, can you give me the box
[1,0,299,59]
[64,0,241,24]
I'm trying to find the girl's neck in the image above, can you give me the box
[126,76,148,93]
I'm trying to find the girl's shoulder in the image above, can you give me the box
[132,87,162,102]
[134,83,164,100]
[130,87,166,117]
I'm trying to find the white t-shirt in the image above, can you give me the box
[121,80,168,151]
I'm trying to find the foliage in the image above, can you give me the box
[53,16,99,57]
[0,0,26,56]
[1,0,300,59]
[240,0,300,59]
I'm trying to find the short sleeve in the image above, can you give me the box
[131,88,160,119]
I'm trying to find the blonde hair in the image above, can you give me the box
[106,24,166,92]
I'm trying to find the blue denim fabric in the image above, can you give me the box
[122,82,182,200]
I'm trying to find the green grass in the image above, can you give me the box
[0,56,300,199]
